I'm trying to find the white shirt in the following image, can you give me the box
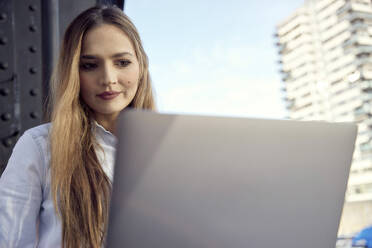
[0,122,117,247]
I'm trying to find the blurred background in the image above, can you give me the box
[1,0,372,247]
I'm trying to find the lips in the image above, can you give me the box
[97,91,121,100]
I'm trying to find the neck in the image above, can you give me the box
[94,113,119,134]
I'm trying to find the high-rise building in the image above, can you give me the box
[275,0,372,234]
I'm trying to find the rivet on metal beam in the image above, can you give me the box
[30,89,38,96]
[0,88,10,96]
[0,62,8,70]
[0,13,7,22]
[30,112,38,119]
[1,113,11,121]
[29,67,37,74]
[29,25,37,32]
[3,138,13,148]
[29,46,37,53]
[0,37,7,45]
[13,130,20,137]
[29,5,37,12]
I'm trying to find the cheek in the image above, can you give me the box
[122,80,139,99]
[124,80,139,88]
[79,82,90,97]
[79,83,96,105]
[120,65,140,87]
[80,74,96,94]
[80,73,92,87]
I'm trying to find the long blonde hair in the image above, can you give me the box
[48,5,155,248]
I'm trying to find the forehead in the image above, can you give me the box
[81,24,135,56]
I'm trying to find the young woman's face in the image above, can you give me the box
[79,24,140,120]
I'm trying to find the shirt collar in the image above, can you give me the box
[94,121,118,146]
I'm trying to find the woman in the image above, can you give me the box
[0,5,155,248]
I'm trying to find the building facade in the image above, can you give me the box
[275,0,372,234]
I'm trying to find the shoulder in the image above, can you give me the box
[6,123,52,179]
[23,122,51,143]
[19,122,52,165]
[13,122,51,151]
[1,123,52,191]
[12,123,52,159]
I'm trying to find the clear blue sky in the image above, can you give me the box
[125,0,304,119]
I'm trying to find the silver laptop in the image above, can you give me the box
[107,110,357,248]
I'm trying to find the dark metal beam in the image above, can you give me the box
[41,0,59,117]
[0,0,44,174]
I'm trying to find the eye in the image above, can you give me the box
[80,62,97,71]
[116,59,131,67]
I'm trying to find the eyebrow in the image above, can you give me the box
[80,52,134,59]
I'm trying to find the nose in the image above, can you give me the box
[101,63,117,86]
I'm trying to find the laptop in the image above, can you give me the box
[106,110,357,248]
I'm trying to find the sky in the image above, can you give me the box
[125,0,305,119]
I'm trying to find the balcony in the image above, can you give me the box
[281,71,293,82]
[348,171,372,187]
[277,42,288,55]
[360,80,372,92]
[284,97,296,110]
